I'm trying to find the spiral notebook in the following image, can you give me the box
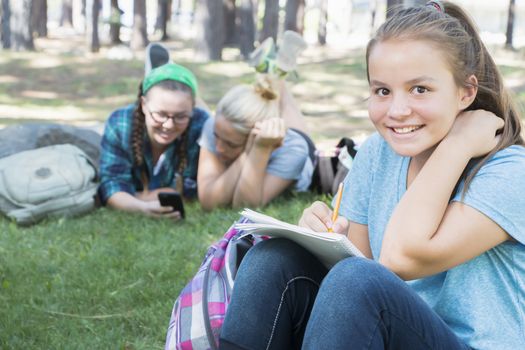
[235,209,365,268]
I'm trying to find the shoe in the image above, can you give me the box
[275,31,307,75]
[248,37,276,74]
[145,42,172,75]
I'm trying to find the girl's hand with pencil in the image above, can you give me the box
[298,189,349,235]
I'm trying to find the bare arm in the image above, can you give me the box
[197,147,248,211]
[106,190,181,221]
[379,110,507,280]
[232,118,292,207]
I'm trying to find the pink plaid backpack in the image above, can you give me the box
[165,218,265,350]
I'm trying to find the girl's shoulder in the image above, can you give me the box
[484,144,525,170]
[188,107,210,140]
[107,104,135,123]
[103,104,136,140]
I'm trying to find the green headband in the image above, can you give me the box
[142,63,198,96]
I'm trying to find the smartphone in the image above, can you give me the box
[158,192,185,218]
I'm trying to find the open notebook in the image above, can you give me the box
[235,209,365,268]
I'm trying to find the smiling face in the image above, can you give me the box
[213,114,249,165]
[141,86,193,153]
[367,39,474,163]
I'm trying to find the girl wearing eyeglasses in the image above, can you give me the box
[98,64,209,220]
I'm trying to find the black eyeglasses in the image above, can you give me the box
[144,104,192,125]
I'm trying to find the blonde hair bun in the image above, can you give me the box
[254,75,279,101]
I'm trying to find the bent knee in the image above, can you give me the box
[323,257,400,295]
[239,238,327,280]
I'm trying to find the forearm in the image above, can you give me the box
[232,146,273,207]
[199,154,247,210]
[107,191,148,213]
[380,139,471,261]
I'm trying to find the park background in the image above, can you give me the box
[1,0,525,348]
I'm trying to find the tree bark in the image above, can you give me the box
[317,0,327,45]
[130,0,148,50]
[60,0,73,27]
[9,0,34,51]
[109,0,122,44]
[505,0,516,49]
[223,0,236,46]
[260,0,279,42]
[238,0,255,58]
[155,0,171,41]
[284,0,305,35]
[1,0,11,48]
[32,0,48,38]
[85,0,100,52]
[194,0,224,61]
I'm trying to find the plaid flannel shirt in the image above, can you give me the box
[98,104,209,203]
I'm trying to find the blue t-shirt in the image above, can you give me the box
[198,117,313,191]
[338,132,525,349]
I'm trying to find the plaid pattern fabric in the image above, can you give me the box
[98,104,209,203]
[165,219,264,350]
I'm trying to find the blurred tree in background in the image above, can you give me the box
[0,0,521,62]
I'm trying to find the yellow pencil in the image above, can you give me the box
[328,182,344,233]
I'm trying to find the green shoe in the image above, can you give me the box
[248,37,276,74]
[275,31,307,76]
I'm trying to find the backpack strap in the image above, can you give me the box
[289,128,316,164]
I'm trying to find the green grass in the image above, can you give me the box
[0,192,322,349]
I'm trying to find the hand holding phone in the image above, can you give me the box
[158,192,185,218]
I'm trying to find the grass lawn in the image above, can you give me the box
[2,28,525,349]
[0,192,323,349]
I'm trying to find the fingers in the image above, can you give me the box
[298,201,333,232]
[332,216,349,235]
[254,118,286,148]
[164,210,182,221]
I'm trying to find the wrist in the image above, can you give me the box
[439,137,475,159]
[251,142,275,154]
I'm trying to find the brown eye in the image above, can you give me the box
[375,88,390,96]
[412,86,428,94]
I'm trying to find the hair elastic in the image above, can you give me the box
[426,0,444,13]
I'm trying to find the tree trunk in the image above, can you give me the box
[238,0,255,58]
[60,0,73,27]
[109,0,122,44]
[1,0,11,48]
[155,0,171,41]
[32,0,48,38]
[70,0,86,33]
[9,0,34,51]
[223,0,236,46]
[284,0,305,35]
[369,0,376,34]
[194,0,224,61]
[386,0,402,18]
[505,0,516,49]
[260,0,279,42]
[85,0,100,52]
[130,0,148,50]
[317,0,327,45]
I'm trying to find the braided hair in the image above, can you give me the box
[130,80,195,188]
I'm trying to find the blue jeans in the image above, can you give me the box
[219,238,471,350]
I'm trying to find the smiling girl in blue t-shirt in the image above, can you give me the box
[219,1,525,349]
